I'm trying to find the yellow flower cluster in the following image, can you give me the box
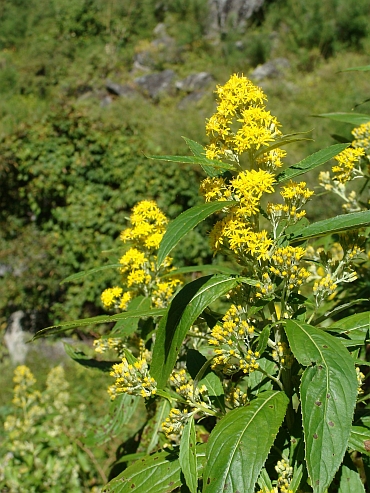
[209,304,259,375]
[205,74,283,162]
[100,200,182,313]
[332,147,365,183]
[352,121,370,150]
[269,246,310,292]
[108,350,157,399]
[356,366,365,395]
[275,459,293,493]
[162,407,193,441]
[93,337,126,356]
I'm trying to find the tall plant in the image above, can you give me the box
[37,74,370,492]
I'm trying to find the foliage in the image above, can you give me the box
[0,364,104,492]
[40,74,370,492]
[0,106,210,324]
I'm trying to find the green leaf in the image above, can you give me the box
[33,308,166,339]
[348,426,370,456]
[182,136,222,177]
[145,399,171,455]
[315,113,370,125]
[290,210,370,242]
[255,132,313,159]
[63,343,118,372]
[337,460,366,493]
[203,391,289,493]
[103,445,206,493]
[312,301,368,327]
[341,65,370,72]
[284,321,358,493]
[157,201,235,267]
[151,275,239,388]
[257,326,271,354]
[147,152,235,172]
[111,296,152,336]
[199,371,225,412]
[60,264,122,284]
[327,312,370,346]
[160,264,239,278]
[289,464,303,493]
[179,416,198,493]
[276,144,349,183]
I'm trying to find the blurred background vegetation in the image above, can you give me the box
[0,0,369,489]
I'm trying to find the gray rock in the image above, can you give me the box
[134,70,175,99]
[100,95,113,107]
[250,58,290,81]
[176,72,214,93]
[133,24,180,71]
[4,311,30,364]
[208,0,265,33]
[106,79,137,98]
[0,263,12,276]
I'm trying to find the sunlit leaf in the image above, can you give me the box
[284,321,357,493]
[203,391,288,493]
[179,416,197,493]
[157,201,235,267]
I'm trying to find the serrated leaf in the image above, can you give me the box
[157,201,235,267]
[60,264,122,284]
[338,461,366,493]
[276,144,349,183]
[328,312,370,346]
[151,275,239,388]
[179,416,197,493]
[284,320,357,493]
[290,210,370,242]
[203,391,288,493]
[103,444,206,493]
[315,112,370,125]
[33,308,166,339]
[348,426,370,456]
[63,343,118,372]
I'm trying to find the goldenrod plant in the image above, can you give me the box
[0,365,104,492]
[36,74,370,493]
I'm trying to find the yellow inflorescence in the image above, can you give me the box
[205,74,282,161]
[332,147,365,183]
[108,351,157,399]
[269,246,310,291]
[209,304,259,375]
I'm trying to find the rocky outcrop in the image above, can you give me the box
[176,72,214,93]
[208,0,265,33]
[134,69,175,99]
[4,311,29,364]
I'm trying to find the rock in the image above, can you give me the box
[178,91,206,110]
[249,58,290,81]
[134,70,175,99]
[208,0,265,33]
[106,79,137,98]
[133,24,180,71]
[176,72,214,93]
[4,311,30,364]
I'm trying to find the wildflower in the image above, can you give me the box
[162,407,193,441]
[205,74,282,161]
[356,366,365,394]
[101,286,123,308]
[108,353,157,399]
[272,342,294,369]
[209,304,259,375]
[352,121,370,150]
[332,147,365,183]
[275,459,293,493]
[269,246,310,291]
